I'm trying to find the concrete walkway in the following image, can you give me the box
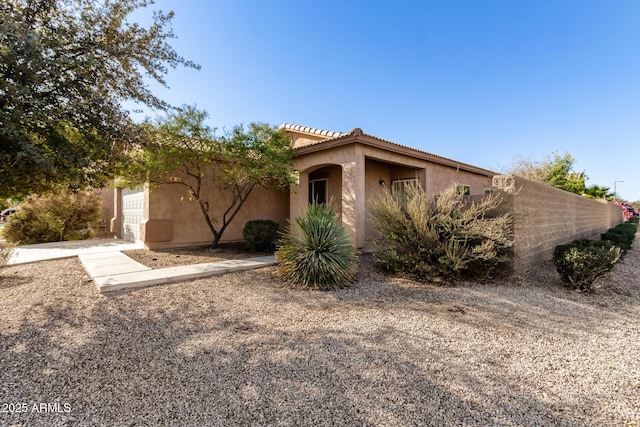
[7,238,145,265]
[6,238,277,293]
[79,252,276,293]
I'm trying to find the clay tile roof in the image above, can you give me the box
[279,123,344,139]
[281,123,495,176]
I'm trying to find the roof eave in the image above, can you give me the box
[294,133,495,177]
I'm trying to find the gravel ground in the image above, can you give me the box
[1,238,639,426]
[123,243,273,268]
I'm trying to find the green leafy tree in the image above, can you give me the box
[508,152,586,194]
[122,106,295,248]
[0,0,198,198]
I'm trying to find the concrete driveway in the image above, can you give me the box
[7,238,144,265]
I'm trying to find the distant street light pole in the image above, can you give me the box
[613,181,624,202]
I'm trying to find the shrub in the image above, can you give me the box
[276,203,357,290]
[601,221,638,252]
[3,191,102,244]
[0,199,12,212]
[368,184,513,281]
[601,230,632,251]
[0,244,13,269]
[554,239,621,291]
[613,221,638,238]
[243,219,279,251]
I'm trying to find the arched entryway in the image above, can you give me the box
[307,165,343,207]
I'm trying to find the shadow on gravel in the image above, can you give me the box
[334,256,640,339]
[1,301,586,427]
[0,284,593,424]
[0,273,32,290]
[1,256,638,425]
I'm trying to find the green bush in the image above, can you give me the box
[368,184,513,281]
[243,219,279,251]
[554,239,621,291]
[613,221,638,238]
[601,221,638,252]
[601,230,632,251]
[3,191,102,244]
[276,203,357,290]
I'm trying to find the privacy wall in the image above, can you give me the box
[492,174,624,272]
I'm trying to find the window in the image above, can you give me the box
[392,178,418,201]
[456,184,471,196]
[308,179,327,204]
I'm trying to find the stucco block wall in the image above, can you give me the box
[493,174,623,271]
[143,183,289,249]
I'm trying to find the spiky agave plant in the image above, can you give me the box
[276,203,357,290]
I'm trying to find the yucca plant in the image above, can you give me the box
[276,203,357,290]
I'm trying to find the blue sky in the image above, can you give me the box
[127,0,640,202]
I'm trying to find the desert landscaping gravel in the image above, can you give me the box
[1,235,639,426]
[123,243,273,269]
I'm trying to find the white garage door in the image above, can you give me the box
[122,186,145,242]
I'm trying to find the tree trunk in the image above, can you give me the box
[211,234,221,249]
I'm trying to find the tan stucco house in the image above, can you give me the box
[110,124,495,250]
